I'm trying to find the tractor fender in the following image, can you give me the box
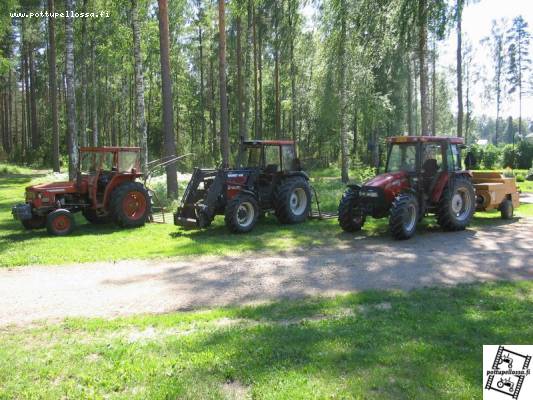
[347,183,361,191]
[226,188,257,201]
[430,172,450,203]
[284,171,309,180]
[103,175,139,207]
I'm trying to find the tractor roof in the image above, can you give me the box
[80,146,141,153]
[387,136,464,144]
[243,139,295,146]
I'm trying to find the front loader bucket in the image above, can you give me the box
[174,168,224,229]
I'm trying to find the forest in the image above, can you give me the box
[0,0,532,196]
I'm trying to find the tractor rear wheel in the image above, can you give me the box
[110,182,151,228]
[389,192,418,240]
[46,209,75,236]
[500,199,514,219]
[273,177,311,224]
[82,208,110,224]
[338,188,365,232]
[436,176,475,231]
[22,215,46,230]
[224,194,259,233]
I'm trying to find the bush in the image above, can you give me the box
[482,144,500,169]
[517,140,533,169]
[516,174,525,182]
[467,144,484,169]
[502,145,519,169]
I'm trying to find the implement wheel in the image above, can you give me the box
[500,199,513,219]
[110,182,151,228]
[46,209,75,236]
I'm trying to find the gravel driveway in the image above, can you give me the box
[1,218,532,327]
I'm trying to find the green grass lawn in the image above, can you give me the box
[1,164,532,267]
[0,281,531,399]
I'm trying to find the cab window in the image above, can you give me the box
[281,145,295,171]
[118,151,139,172]
[421,143,444,176]
[447,144,461,171]
[264,146,280,171]
[386,143,417,173]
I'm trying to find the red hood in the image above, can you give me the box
[363,171,408,188]
[27,181,76,193]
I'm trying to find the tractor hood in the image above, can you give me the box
[364,171,408,188]
[27,181,77,194]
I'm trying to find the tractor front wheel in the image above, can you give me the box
[500,199,514,219]
[110,182,151,228]
[274,178,311,224]
[389,192,418,240]
[436,176,475,231]
[46,209,75,236]
[338,188,365,232]
[22,215,46,230]
[224,194,259,233]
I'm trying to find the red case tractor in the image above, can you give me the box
[12,147,151,236]
[174,139,312,233]
[338,136,476,240]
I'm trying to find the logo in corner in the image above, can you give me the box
[484,345,532,399]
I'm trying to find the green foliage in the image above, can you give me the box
[482,144,500,169]
[517,140,533,169]
[467,144,484,169]
[502,144,519,168]
[515,173,525,182]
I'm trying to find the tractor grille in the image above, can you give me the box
[358,186,387,217]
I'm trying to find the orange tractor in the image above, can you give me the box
[12,147,151,235]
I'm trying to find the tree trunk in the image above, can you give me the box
[253,4,259,138]
[65,0,78,180]
[236,16,245,141]
[418,0,431,136]
[274,3,281,138]
[407,52,413,135]
[157,0,178,197]
[91,24,98,146]
[431,34,437,135]
[258,27,263,138]
[338,0,349,183]
[24,48,31,151]
[244,0,253,141]
[288,3,297,143]
[217,0,230,167]
[197,4,206,159]
[456,0,463,137]
[48,0,60,172]
[132,0,148,173]
[28,48,39,149]
[80,0,88,147]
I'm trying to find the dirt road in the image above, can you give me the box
[1,219,532,327]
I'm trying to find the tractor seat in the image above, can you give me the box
[265,164,278,174]
[422,159,438,178]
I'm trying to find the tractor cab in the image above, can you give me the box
[239,140,300,173]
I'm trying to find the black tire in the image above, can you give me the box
[338,188,365,232]
[22,215,46,230]
[389,192,419,240]
[82,208,111,224]
[46,209,75,236]
[224,194,259,233]
[436,175,475,231]
[500,199,513,219]
[110,181,151,228]
[273,177,311,224]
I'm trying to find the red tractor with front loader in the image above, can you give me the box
[338,136,476,240]
[12,147,151,236]
[174,139,312,233]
